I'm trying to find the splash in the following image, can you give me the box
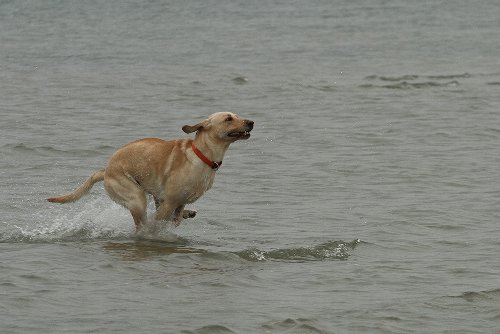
[134,220,183,242]
[1,197,134,243]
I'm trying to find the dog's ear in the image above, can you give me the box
[182,119,211,134]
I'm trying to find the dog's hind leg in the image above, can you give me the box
[104,176,147,230]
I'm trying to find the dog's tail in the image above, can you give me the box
[47,169,105,204]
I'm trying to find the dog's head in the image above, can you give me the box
[182,112,254,142]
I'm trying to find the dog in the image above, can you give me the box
[48,112,254,230]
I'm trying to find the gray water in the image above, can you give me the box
[1,1,500,333]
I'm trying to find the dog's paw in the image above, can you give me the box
[182,210,197,219]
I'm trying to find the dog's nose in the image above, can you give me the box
[245,120,254,130]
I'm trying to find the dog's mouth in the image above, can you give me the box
[227,130,251,139]
[226,120,254,140]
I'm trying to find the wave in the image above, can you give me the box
[236,239,360,262]
[261,318,330,333]
[365,74,419,81]
[427,73,472,80]
[183,318,331,334]
[183,325,236,334]
[361,72,472,89]
[450,288,500,302]
[365,73,471,81]
[360,81,459,89]
[2,142,113,157]
[231,76,249,85]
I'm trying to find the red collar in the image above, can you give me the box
[191,142,222,171]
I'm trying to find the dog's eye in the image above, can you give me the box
[225,116,233,122]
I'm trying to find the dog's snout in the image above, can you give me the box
[245,120,254,130]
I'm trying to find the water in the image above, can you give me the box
[1,0,500,333]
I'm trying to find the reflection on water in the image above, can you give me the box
[103,239,206,261]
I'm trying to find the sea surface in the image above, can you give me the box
[1,1,500,333]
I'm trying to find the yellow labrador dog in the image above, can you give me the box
[48,112,254,230]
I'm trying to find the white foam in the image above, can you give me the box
[134,220,181,242]
[7,196,135,242]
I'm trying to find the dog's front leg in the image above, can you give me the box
[172,206,197,225]
[155,201,176,224]
[172,205,186,226]
[155,202,196,227]
[154,202,186,226]
[182,209,196,219]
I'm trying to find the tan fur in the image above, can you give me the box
[47,112,254,230]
